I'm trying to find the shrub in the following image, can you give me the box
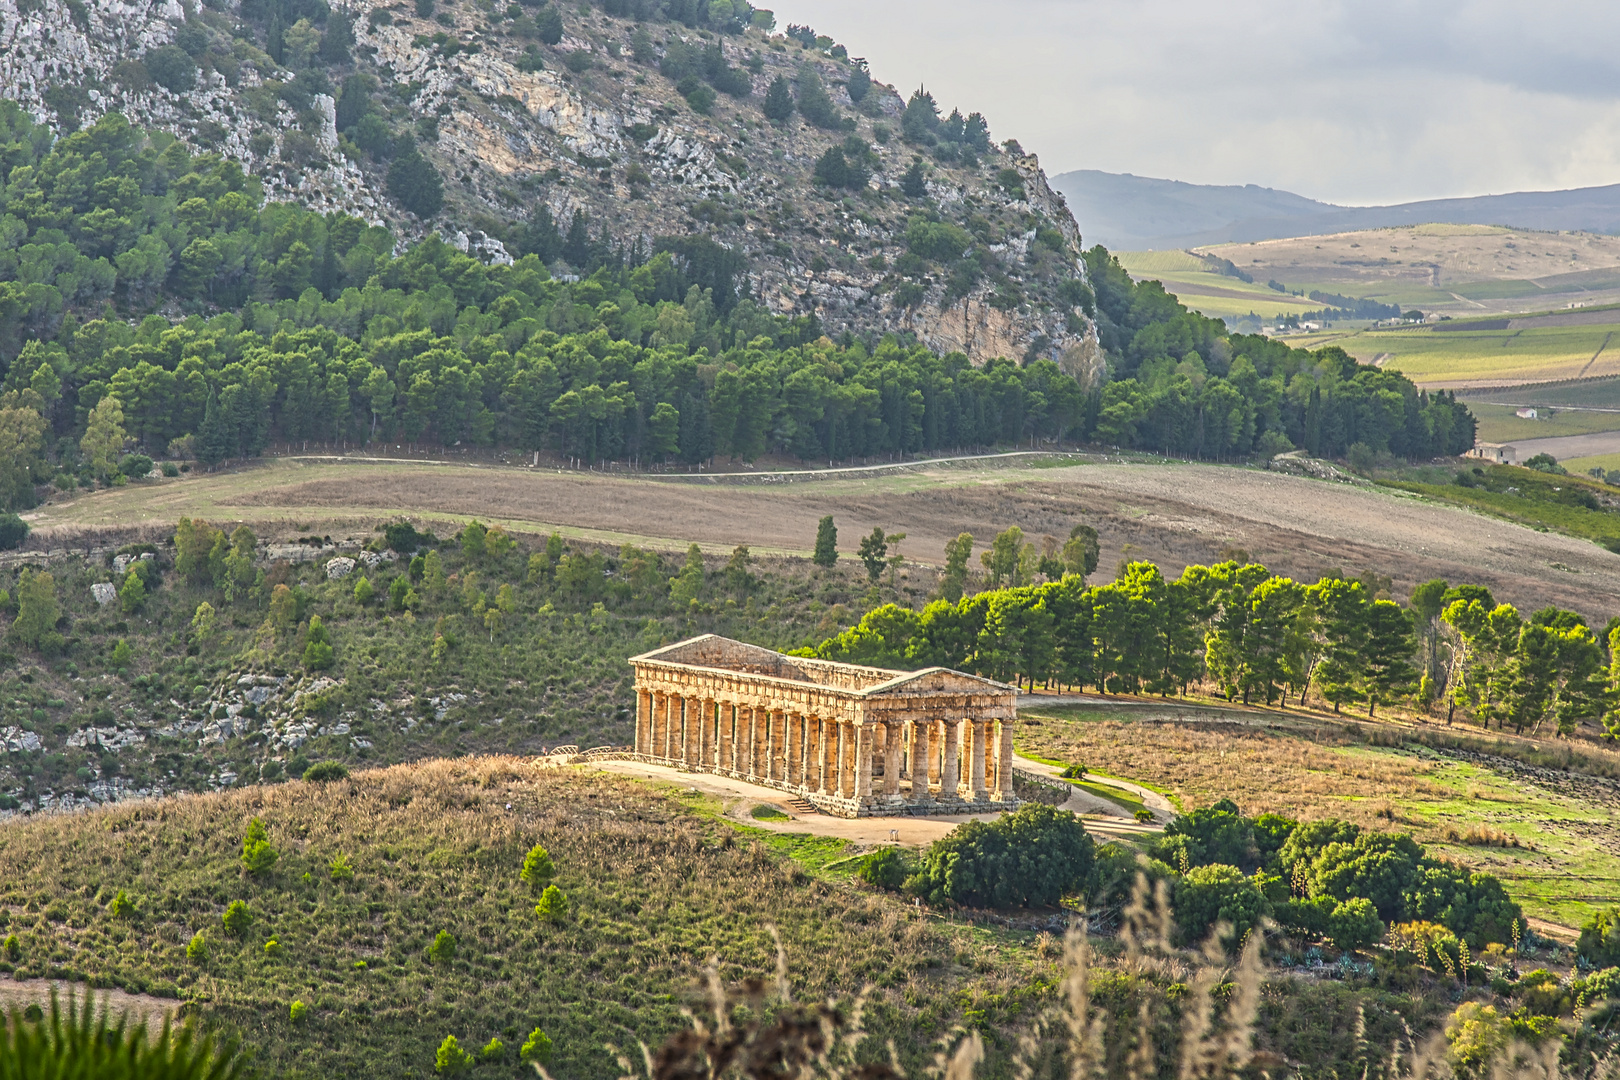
[0,513,27,551]
[856,848,908,890]
[436,1034,472,1074]
[1579,907,1620,968]
[221,899,252,936]
[265,938,283,957]
[290,999,308,1022]
[1327,897,1385,952]
[1,935,17,960]
[427,929,456,963]
[240,817,279,875]
[1172,864,1269,946]
[520,843,555,891]
[535,883,568,921]
[161,461,179,476]
[110,638,132,669]
[118,453,154,479]
[329,853,355,882]
[520,1027,553,1065]
[118,571,146,615]
[908,803,1094,908]
[1158,799,1258,870]
[303,761,349,782]
[186,931,208,962]
[353,576,374,604]
[107,889,134,919]
[144,44,196,92]
[480,1037,504,1061]
[303,615,335,670]
[1059,764,1087,779]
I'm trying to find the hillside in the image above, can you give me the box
[1053,169,1620,251]
[0,0,1097,372]
[0,755,1041,1078]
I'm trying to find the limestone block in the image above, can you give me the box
[324,556,357,579]
[91,582,117,606]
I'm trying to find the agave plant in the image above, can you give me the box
[0,990,247,1080]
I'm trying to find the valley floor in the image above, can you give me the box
[21,451,1620,621]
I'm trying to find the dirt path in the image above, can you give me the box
[583,759,1160,845]
[0,981,179,1028]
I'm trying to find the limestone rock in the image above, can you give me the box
[325,556,357,579]
[91,583,117,606]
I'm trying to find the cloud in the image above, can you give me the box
[762,0,1620,204]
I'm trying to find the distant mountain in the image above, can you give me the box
[1053,170,1620,251]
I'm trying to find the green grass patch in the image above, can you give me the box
[749,804,790,821]
[1066,778,1146,816]
[1374,461,1620,545]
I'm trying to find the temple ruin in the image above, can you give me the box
[628,635,1021,817]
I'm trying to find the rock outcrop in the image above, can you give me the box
[3,0,1099,368]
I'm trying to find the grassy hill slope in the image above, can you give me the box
[0,757,1038,1079]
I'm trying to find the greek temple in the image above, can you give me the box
[628,635,1021,817]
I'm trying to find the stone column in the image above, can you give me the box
[813,717,828,793]
[883,723,902,797]
[969,719,988,798]
[786,713,802,787]
[663,693,677,760]
[994,718,1014,799]
[648,692,663,758]
[910,718,932,801]
[718,703,731,772]
[833,721,848,797]
[739,706,753,777]
[853,724,873,800]
[635,689,649,755]
[940,718,960,797]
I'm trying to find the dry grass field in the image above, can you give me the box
[24,454,1620,621]
[1196,224,1620,315]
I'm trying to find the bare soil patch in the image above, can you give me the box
[27,457,1620,619]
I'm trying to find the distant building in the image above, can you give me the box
[1466,443,1517,464]
[1515,408,1538,420]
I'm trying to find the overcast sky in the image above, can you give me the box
[763,0,1620,206]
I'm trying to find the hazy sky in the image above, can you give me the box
[763,0,1620,206]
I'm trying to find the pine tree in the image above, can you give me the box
[562,211,591,268]
[1361,598,1416,717]
[941,532,973,602]
[812,516,837,567]
[900,159,928,199]
[762,75,794,122]
[847,64,870,103]
[199,386,231,466]
[386,141,444,219]
[536,5,564,44]
[335,74,369,132]
[857,527,887,582]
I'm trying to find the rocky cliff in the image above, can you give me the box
[0,0,1100,377]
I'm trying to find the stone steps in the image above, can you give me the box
[786,797,818,816]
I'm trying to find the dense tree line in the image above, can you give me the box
[805,544,1620,740]
[1083,249,1475,460]
[0,107,1475,512]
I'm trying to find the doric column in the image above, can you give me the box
[665,692,680,761]
[834,721,849,797]
[910,718,932,801]
[853,724,873,799]
[649,691,663,758]
[883,723,902,796]
[741,705,755,777]
[969,719,988,797]
[994,718,1014,799]
[940,718,960,796]
[814,717,829,793]
[635,689,650,755]
[786,713,802,786]
[688,697,704,768]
